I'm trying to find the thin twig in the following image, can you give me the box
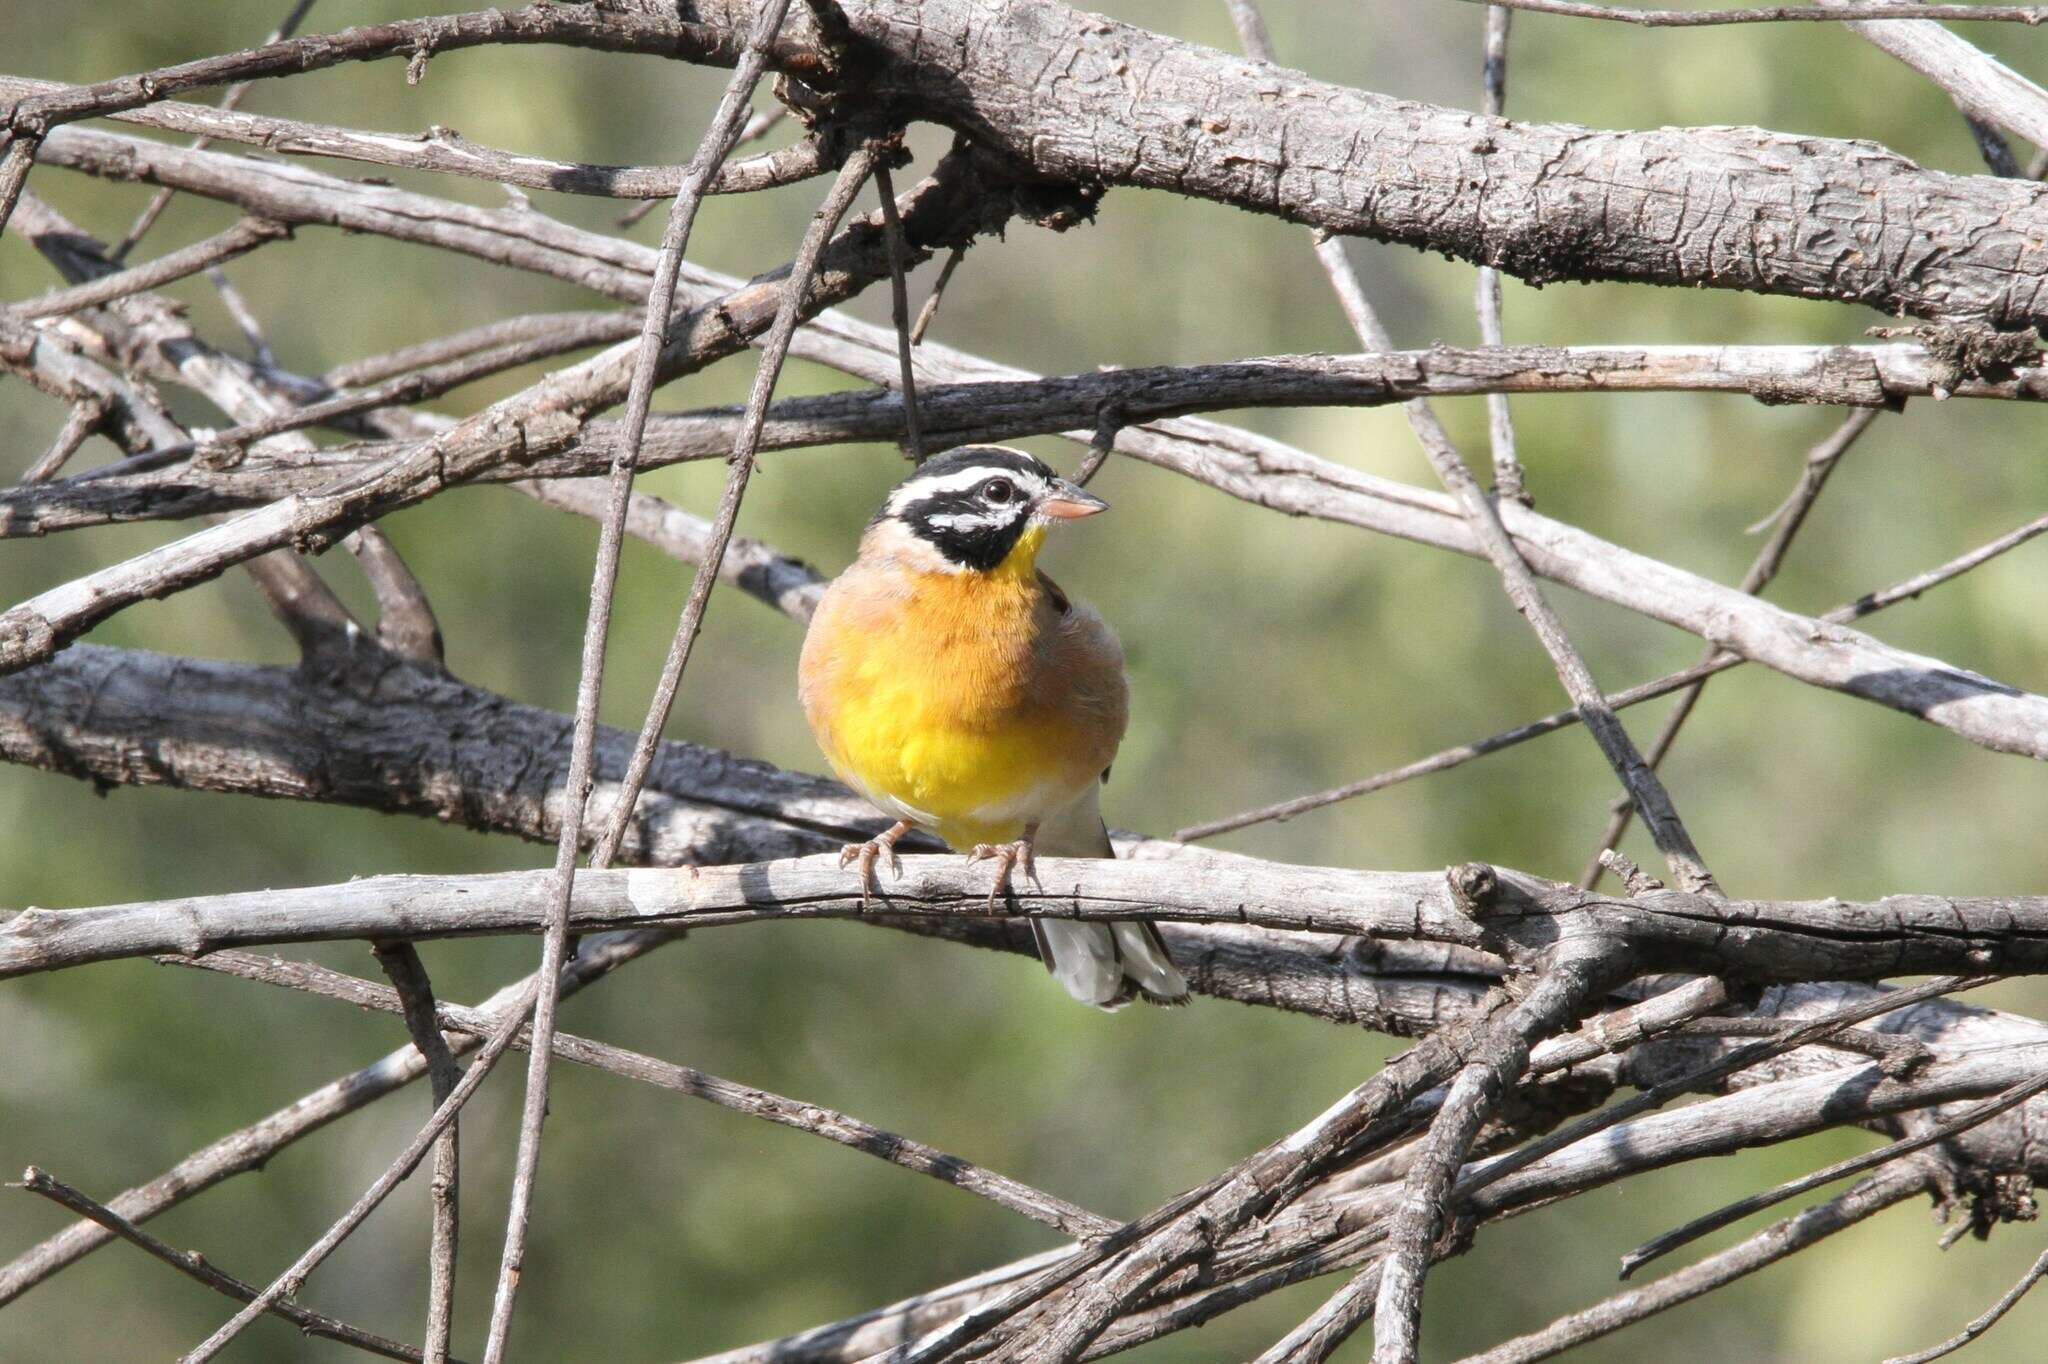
[1073,402,1125,487]
[108,0,318,259]
[1473,4,1527,505]
[347,526,445,666]
[1442,0,2048,25]
[873,158,926,462]
[1884,1239,2048,1363]
[12,1166,437,1364]
[171,948,1117,1242]
[323,311,634,389]
[909,244,966,344]
[0,134,41,241]
[478,4,796,1354]
[23,398,107,483]
[1463,976,1992,1208]
[1963,112,2024,175]
[10,216,289,319]
[8,191,366,669]
[1580,406,1878,888]
[936,996,1518,1364]
[1236,0,1717,898]
[182,978,543,1363]
[0,932,670,1308]
[512,478,827,623]
[585,141,879,871]
[1812,0,2048,164]
[1178,498,2048,842]
[371,943,463,1364]
[1456,1167,1932,1364]
[1620,1064,2048,1279]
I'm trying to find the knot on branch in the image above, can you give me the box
[1867,322,2043,396]
[1448,862,1501,917]
[1936,1168,2040,1248]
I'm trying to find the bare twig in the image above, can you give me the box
[10,216,289,319]
[873,158,925,462]
[370,943,463,1363]
[8,191,366,669]
[324,311,634,389]
[1072,402,1124,486]
[182,980,543,1363]
[1580,406,1878,888]
[347,526,445,666]
[1884,1239,2048,1363]
[1812,0,2048,151]
[478,4,797,1353]
[909,244,965,344]
[1620,1064,2048,1278]
[1254,23,1719,896]
[0,314,180,457]
[1457,1166,1932,1364]
[512,479,827,624]
[1443,0,2048,25]
[1473,3,1527,505]
[1462,976,1993,1205]
[586,141,879,871]
[171,948,1118,1242]
[1178,500,2048,841]
[32,344,2048,538]
[0,932,669,1308]
[1,75,834,208]
[12,1166,437,1364]
[108,0,318,258]
[22,398,107,482]
[1363,957,1610,1363]
[0,133,39,240]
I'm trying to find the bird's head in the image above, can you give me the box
[864,445,1107,574]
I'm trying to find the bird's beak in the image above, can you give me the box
[1037,478,1109,520]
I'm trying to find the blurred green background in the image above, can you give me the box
[4,2,2048,1359]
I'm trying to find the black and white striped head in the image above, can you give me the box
[869,445,1107,572]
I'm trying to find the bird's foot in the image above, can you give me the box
[968,832,1038,910]
[839,821,912,908]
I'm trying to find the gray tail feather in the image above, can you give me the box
[1028,787,1190,1010]
[1028,897,1189,1011]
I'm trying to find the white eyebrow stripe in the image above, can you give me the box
[884,467,1049,513]
[922,510,1003,531]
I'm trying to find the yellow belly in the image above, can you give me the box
[802,530,1103,849]
[824,671,1087,848]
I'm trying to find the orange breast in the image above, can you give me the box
[799,552,1123,848]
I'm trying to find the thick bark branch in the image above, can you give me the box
[592,0,2048,327]
[16,0,2048,325]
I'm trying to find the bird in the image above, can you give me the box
[798,445,1189,1009]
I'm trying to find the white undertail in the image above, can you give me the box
[1031,787,1190,1009]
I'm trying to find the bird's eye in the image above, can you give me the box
[980,478,1015,505]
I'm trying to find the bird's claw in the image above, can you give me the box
[968,838,1037,911]
[839,823,909,908]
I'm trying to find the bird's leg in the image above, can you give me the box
[839,821,913,907]
[968,822,1039,911]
